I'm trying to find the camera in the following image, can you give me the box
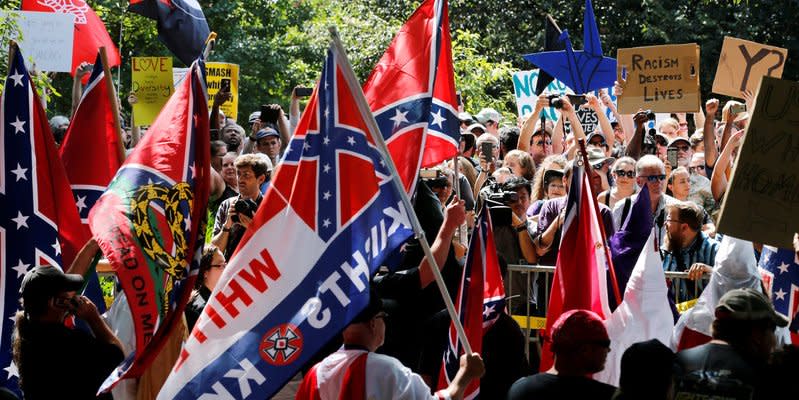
[486,183,519,205]
[547,94,564,109]
[639,109,658,156]
[220,78,231,92]
[232,198,258,223]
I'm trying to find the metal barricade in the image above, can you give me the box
[506,264,707,359]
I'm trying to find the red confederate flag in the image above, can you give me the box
[21,0,121,77]
[540,164,612,371]
[362,0,460,193]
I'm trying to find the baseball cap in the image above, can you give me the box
[255,127,280,140]
[351,290,385,324]
[20,266,84,305]
[458,112,474,124]
[248,111,261,125]
[587,132,607,145]
[654,132,669,145]
[667,136,690,148]
[466,123,487,135]
[586,147,615,167]
[715,288,789,327]
[475,107,502,124]
[551,309,609,352]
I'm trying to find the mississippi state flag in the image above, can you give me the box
[540,164,611,371]
[129,0,210,66]
[363,0,460,193]
[0,45,88,395]
[89,58,210,392]
[157,45,413,400]
[437,209,505,399]
[21,0,120,77]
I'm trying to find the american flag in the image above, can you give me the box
[1,45,87,394]
[759,246,799,342]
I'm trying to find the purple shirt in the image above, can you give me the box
[535,196,616,266]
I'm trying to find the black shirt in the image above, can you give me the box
[185,286,212,332]
[17,320,124,400]
[674,342,761,400]
[507,373,617,400]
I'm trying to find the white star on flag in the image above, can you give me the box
[389,108,409,127]
[76,195,88,212]
[323,136,330,145]
[347,136,356,146]
[323,191,332,200]
[775,288,787,301]
[4,361,18,379]
[11,116,26,134]
[11,163,28,181]
[778,262,790,274]
[9,69,24,87]
[13,259,30,278]
[322,218,331,228]
[52,239,62,256]
[323,163,331,173]
[12,211,29,229]
[430,109,446,128]
[189,163,196,179]
[304,142,311,151]
[483,304,495,318]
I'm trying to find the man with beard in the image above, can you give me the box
[661,201,719,302]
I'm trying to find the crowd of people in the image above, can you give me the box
[13,39,799,399]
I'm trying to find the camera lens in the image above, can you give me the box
[646,111,656,121]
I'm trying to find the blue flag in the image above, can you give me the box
[129,0,211,65]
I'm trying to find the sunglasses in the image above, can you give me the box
[641,174,666,182]
[614,170,635,178]
[592,160,608,170]
[689,165,705,173]
[673,145,690,152]
[211,261,227,269]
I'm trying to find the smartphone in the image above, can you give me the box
[260,104,280,125]
[220,78,231,92]
[567,94,588,107]
[667,147,678,168]
[456,91,462,106]
[481,141,495,163]
[730,103,746,114]
[294,87,313,97]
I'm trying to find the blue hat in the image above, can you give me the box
[255,127,279,140]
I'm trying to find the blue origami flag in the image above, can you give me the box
[523,0,617,94]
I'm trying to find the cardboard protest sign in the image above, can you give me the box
[712,36,788,98]
[617,44,700,114]
[206,62,239,120]
[513,69,570,119]
[717,76,799,248]
[131,57,174,125]
[3,11,74,72]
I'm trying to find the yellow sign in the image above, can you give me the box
[617,44,701,114]
[717,76,799,248]
[131,57,174,126]
[206,62,239,121]
[712,36,788,98]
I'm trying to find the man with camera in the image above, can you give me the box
[212,154,270,259]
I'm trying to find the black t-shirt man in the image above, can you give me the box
[507,373,617,400]
[673,342,761,400]
[17,321,124,399]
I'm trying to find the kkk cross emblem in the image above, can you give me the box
[259,324,304,366]
[37,0,90,24]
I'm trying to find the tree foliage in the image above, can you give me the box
[1,0,797,121]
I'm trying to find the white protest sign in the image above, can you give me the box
[3,11,74,72]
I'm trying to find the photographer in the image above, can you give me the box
[212,154,269,259]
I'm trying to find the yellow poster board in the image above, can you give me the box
[717,76,799,248]
[131,57,174,126]
[206,62,239,121]
[617,44,701,114]
[712,36,788,98]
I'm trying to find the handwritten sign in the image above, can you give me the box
[3,11,74,72]
[717,76,799,248]
[712,37,788,98]
[617,44,700,114]
[206,62,240,121]
[131,57,174,126]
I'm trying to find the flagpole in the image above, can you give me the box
[576,139,622,304]
[329,27,473,355]
[100,47,127,164]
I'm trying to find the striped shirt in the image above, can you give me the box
[661,232,720,301]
